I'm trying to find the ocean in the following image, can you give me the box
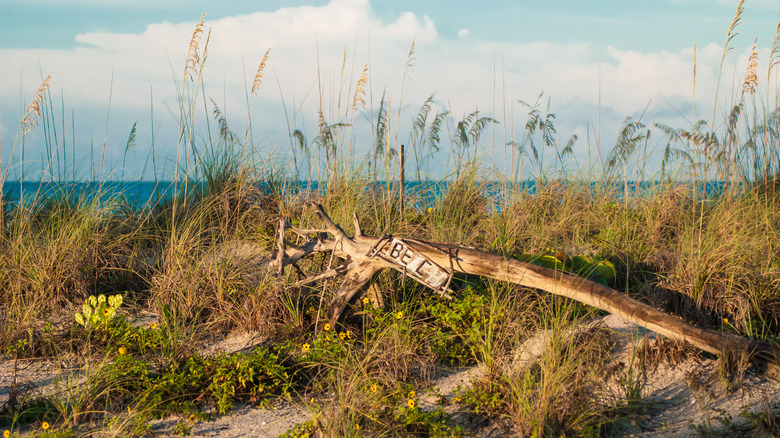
[0,179,728,212]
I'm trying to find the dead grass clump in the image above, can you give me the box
[369,323,434,387]
[717,342,752,390]
[636,337,699,372]
[149,239,282,334]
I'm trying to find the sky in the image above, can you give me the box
[1,0,779,181]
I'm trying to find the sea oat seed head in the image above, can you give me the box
[742,38,759,99]
[184,13,207,81]
[352,62,369,110]
[251,49,271,95]
[20,75,51,135]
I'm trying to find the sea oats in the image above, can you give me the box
[352,62,368,110]
[711,0,745,128]
[251,49,271,95]
[725,0,745,52]
[184,13,207,82]
[741,38,758,98]
[20,75,51,135]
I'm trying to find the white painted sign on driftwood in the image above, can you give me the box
[372,237,451,291]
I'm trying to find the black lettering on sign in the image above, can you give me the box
[390,242,404,259]
[415,260,431,276]
[400,248,413,264]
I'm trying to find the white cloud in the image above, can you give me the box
[457,29,470,38]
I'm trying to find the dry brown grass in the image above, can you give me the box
[636,337,699,372]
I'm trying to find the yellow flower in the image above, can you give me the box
[723,318,729,324]
[339,332,346,340]
[323,323,331,332]
[353,423,360,431]
[149,323,157,330]
[189,414,197,423]
[302,343,310,352]
[3,429,10,438]
[118,346,127,355]
[408,390,416,398]
[396,311,403,320]
[370,383,378,393]
[427,207,433,213]
[103,307,110,317]
[310,397,315,404]
[407,399,415,409]
[346,330,352,339]
[453,397,461,403]
[41,422,50,431]
[362,297,370,305]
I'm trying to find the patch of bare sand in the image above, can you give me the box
[582,315,779,437]
[152,402,308,438]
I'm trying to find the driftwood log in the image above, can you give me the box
[273,202,779,368]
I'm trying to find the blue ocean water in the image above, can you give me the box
[0,180,476,210]
[0,179,727,212]
[1,180,178,210]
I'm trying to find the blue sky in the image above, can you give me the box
[1,0,778,180]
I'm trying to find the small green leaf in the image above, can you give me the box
[535,255,565,270]
[592,261,616,282]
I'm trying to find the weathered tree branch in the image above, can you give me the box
[272,202,779,369]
